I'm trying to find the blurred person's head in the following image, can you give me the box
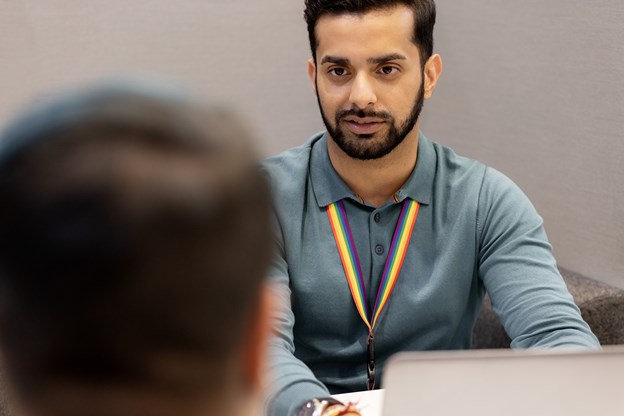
[0,80,273,416]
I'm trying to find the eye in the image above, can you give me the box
[378,65,399,76]
[328,67,350,77]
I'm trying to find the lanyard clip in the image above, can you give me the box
[367,333,375,390]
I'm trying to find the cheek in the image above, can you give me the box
[317,78,350,102]
[317,88,345,113]
[387,82,421,109]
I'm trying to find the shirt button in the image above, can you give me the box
[375,245,385,255]
[374,213,381,223]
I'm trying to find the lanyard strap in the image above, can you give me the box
[326,198,420,389]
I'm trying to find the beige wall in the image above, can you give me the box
[423,1,624,288]
[0,0,319,154]
[1,1,622,288]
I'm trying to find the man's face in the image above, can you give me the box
[309,5,425,160]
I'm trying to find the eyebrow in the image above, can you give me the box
[320,55,350,66]
[367,53,407,65]
[320,53,407,66]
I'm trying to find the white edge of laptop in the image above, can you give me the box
[382,346,624,416]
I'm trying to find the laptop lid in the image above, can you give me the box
[382,347,624,416]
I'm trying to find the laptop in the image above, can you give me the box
[382,347,624,416]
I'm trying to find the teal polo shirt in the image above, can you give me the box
[262,132,599,416]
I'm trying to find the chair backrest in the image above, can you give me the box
[472,268,624,348]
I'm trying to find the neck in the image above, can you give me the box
[327,129,419,207]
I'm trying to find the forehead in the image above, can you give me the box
[314,5,419,62]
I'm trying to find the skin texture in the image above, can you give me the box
[308,5,442,207]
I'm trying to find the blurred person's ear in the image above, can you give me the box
[242,283,276,392]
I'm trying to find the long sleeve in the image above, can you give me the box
[264,224,331,416]
[477,167,599,348]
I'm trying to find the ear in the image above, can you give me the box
[423,54,442,100]
[241,284,276,392]
[307,58,318,93]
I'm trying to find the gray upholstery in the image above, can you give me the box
[473,268,624,348]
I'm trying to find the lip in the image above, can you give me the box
[342,118,385,135]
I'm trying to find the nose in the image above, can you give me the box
[349,73,377,109]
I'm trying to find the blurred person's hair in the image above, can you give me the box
[0,80,273,416]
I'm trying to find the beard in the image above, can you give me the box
[317,79,425,160]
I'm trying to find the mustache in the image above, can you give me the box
[336,108,391,120]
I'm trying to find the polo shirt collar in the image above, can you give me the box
[310,131,435,208]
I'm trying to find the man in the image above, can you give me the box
[262,1,599,415]
[0,81,273,416]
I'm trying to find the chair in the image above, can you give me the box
[472,268,624,348]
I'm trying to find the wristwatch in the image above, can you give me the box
[295,397,360,416]
[295,398,342,416]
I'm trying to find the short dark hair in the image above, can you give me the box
[304,0,436,65]
[0,81,272,404]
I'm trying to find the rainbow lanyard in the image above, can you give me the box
[326,198,420,390]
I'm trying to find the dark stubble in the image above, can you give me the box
[316,77,425,160]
